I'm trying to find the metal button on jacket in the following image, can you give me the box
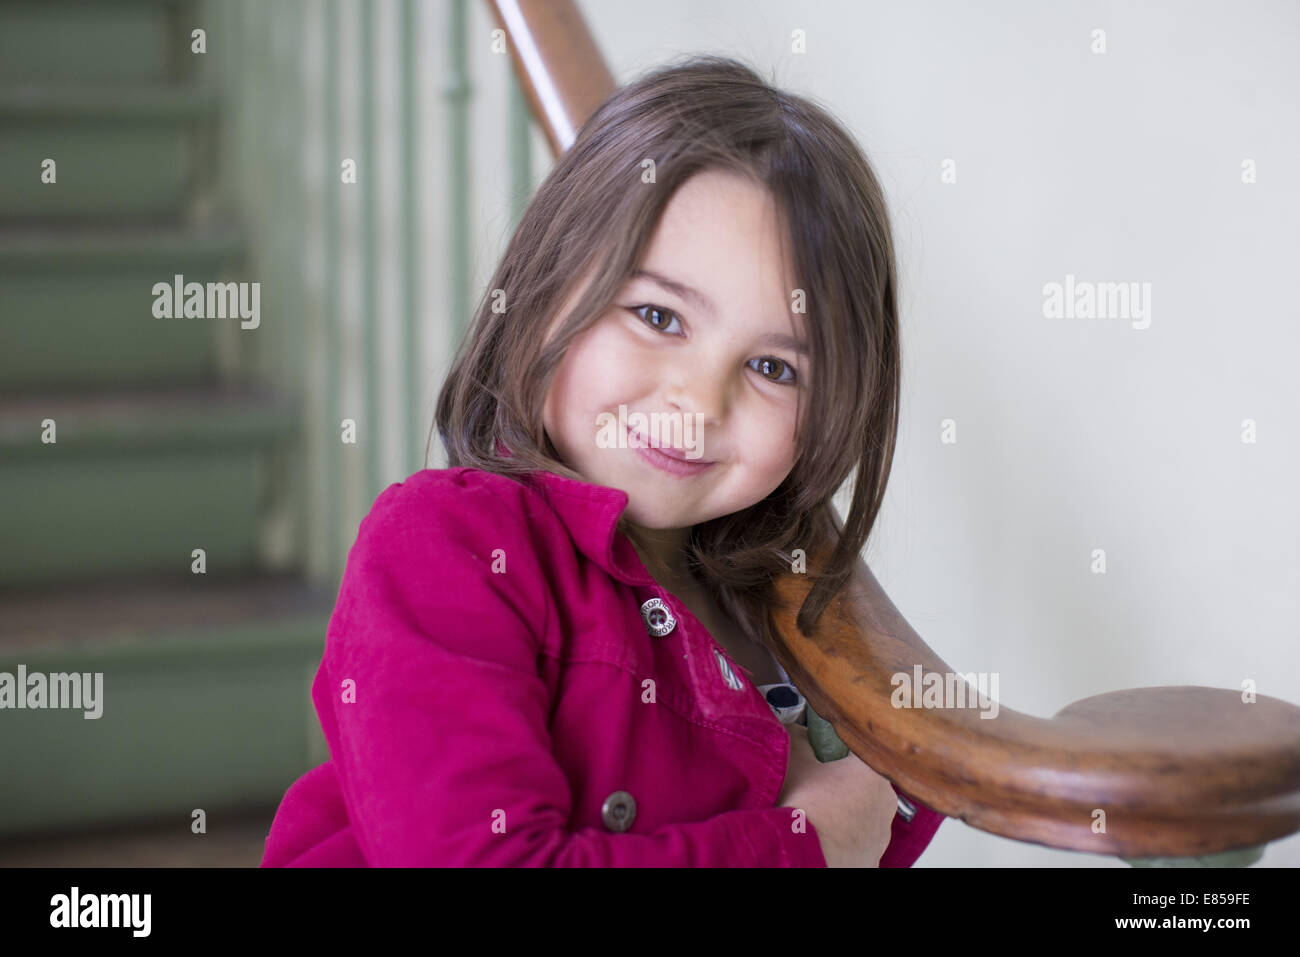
[640,597,676,637]
[601,790,637,832]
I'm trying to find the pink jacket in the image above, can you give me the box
[261,465,945,866]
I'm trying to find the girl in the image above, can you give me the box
[262,54,945,867]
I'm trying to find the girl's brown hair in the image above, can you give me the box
[433,54,900,649]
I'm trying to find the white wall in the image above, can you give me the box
[409,0,1300,866]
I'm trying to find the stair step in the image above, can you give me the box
[0,0,193,86]
[0,574,333,658]
[0,574,334,836]
[0,384,295,456]
[0,85,218,120]
[0,386,298,586]
[0,85,217,220]
[0,221,244,268]
[0,224,247,391]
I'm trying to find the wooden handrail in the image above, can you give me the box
[487,0,614,155]
[771,520,1300,857]
[485,0,1300,859]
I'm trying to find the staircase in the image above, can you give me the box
[0,0,334,840]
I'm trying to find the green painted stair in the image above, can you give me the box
[0,84,218,221]
[0,385,298,587]
[0,0,334,843]
[0,224,246,391]
[0,0,194,86]
[0,574,333,837]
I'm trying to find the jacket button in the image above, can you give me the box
[601,790,637,832]
[640,597,676,637]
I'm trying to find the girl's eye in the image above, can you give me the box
[629,304,799,386]
[629,304,682,335]
[750,357,797,385]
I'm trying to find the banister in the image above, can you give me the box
[487,0,614,156]
[770,520,1300,857]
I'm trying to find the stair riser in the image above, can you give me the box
[0,2,182,85]
[1,272,226,391]
[0,628,328,836]
[0,121,197,220]
[0,451,268,586]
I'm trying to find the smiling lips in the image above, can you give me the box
[626,425,716,477]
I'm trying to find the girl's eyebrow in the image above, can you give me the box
[757,331,810,357]
[631,268,809,356]
[633,268,716,315]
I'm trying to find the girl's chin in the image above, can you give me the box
[620,494,706,529]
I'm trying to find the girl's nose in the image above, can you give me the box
[662,368,727,433]
[660,396,722,454]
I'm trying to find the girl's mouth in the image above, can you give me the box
[626,425,716,478]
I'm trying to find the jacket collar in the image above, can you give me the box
[494,439,655,588]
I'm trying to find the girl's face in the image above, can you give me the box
[542,168,808,550]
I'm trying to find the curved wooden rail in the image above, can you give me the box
[770,515,1300,857]
[486,0,1300,858]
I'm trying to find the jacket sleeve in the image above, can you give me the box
[319,472,827,867]
[879,791,946,867]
